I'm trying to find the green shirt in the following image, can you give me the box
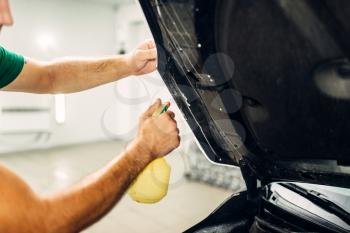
[0,47,25,88]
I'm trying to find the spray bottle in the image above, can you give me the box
[128,102,172,204]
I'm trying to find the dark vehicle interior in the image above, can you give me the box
[139,0,350,232]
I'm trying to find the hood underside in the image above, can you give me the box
[139,0,350,188]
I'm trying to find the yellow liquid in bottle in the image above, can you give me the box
[128,103,171,204]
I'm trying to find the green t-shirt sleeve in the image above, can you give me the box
[0,47,25,88]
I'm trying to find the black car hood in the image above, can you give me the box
[139,0,350,188]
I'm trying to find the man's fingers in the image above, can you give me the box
[166,111,175,119]
[145,39,156,49]
[141,60,157,74]
[142,39,156,49]
[137,48,157,60]
[142,99,161,120]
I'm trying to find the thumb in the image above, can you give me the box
[142,99,162,120]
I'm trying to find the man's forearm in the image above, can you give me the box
[48,56,133,94]
[42,141,152,233]
[3,40,156,94]
[0,100,178,233]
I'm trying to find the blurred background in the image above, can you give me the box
[0,0,244,232]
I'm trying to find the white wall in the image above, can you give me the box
[0,0,194,153]
[0,0,119,152]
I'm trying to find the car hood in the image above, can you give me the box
[139,0,350,188]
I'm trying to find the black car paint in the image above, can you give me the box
[139,0,350,188]
[138,0,350,232]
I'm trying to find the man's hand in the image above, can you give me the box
[132,99,180,161]
[126,39,157,76]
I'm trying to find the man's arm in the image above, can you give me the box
[0,100,180,233]
[3,39,157,94]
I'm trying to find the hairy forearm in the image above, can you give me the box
[3,40,156,94]
[0,100,178,233]
[48,55,133,94]
[0,142,152,233]
[42,141,152,233]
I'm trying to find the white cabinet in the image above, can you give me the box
[0,92,52,151]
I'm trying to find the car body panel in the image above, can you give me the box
[138,0,350,188]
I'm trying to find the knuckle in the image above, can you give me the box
[165,113,172,120]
